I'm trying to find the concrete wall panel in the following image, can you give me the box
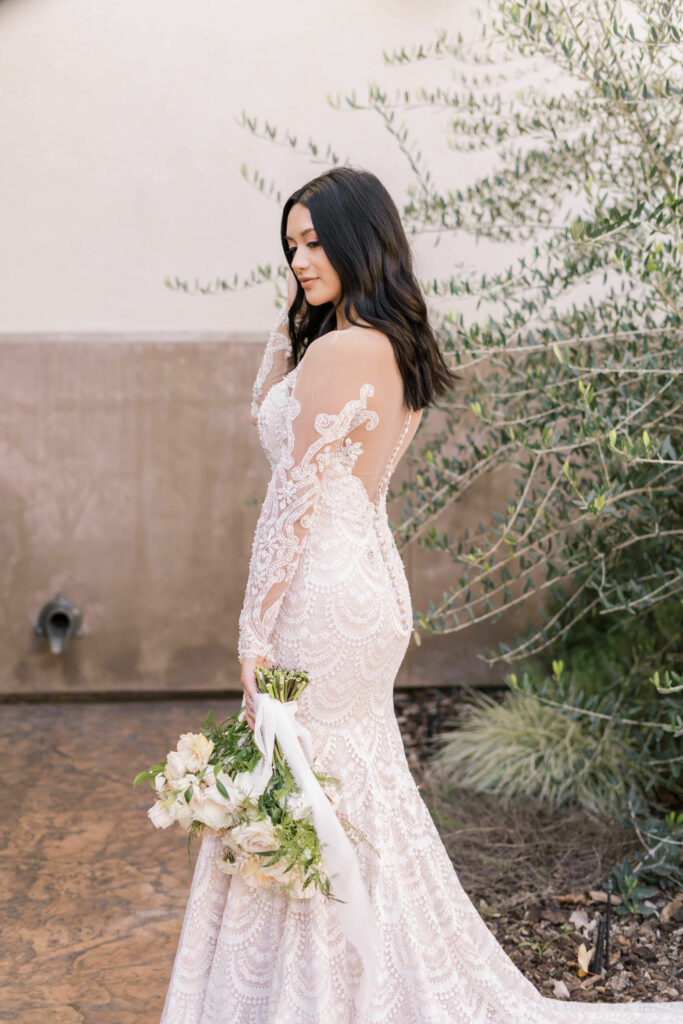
[0,335,539,696]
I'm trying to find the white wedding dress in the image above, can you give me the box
[159,314,682,1023]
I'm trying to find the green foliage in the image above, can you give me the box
[611,809,683,913]
[133,761,166,789]
[506,598,683,793]
[387,0,683,661]
[201,706,263,774]
[433,599,683,904]
[611,861,661,916]
[432,685,651,818]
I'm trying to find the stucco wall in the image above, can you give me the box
[0,0,480,334]
[0,335,539,696]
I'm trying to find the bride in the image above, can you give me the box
[159,167,682,1023]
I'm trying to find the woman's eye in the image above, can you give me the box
[285,240,319,259]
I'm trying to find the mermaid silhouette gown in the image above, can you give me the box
[159,312,682,1023]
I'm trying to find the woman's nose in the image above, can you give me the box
[291,247,308,272]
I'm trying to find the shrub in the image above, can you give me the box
[432,686,651,818]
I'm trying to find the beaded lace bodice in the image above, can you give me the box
[238,311,420,664]
[159,313,683,1024]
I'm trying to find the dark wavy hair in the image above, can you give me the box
[280,167,458,411]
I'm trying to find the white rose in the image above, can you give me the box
[177,732,215,772]
[215,770,242,808]
[285,791,313,821]
[238,854,282,890]
[233,764,270,800]
[259,854,295,884]
[220,850,315,897]
[231,818,278,855]
[148,799,174,829]
[182,779,201,805]
[170,797,195,832]
[288,869,318,900]
[192,785,234,831]
[165,750,187,784]
[215,848,242,876]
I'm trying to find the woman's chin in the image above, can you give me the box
[301,286,338,307]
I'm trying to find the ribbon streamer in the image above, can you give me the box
[251,691,380,1015]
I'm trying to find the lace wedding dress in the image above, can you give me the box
[159,314,682,1024]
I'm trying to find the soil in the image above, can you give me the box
[393,687,683,1004]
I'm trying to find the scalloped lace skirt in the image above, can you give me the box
[159,505,682,1023]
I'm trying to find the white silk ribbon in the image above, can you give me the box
[251,691,380,1014]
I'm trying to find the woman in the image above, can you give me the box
[160,168,681,1023]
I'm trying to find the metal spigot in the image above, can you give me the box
[34,592,83,654]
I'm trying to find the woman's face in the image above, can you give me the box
[285,203,342,307]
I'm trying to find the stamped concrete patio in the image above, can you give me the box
[0,698,241,1024]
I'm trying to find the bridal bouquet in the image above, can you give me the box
[134,665,368,901]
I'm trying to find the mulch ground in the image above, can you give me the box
[394,686,683,1004]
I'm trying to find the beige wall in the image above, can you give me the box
[0,334,539,697]
[0,0,480,335]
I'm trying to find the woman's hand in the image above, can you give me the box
[240,654,274,730]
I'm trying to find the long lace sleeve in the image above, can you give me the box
[250,307,293,425]
[238,331,387,662]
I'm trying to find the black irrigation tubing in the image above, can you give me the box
[592,880,613,980]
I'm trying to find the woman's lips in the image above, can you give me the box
[299,278,317,288]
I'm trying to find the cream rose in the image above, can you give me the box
[233,767,270,800]
[170,797,195,832]
[192,784,234,831]
[176,732,214,772]
[231,818,279,855]
[238,855,282,890]
[215,848,241,876]
[215,769,241,807]
[287,869,318,900]
[164,750,187,784]
[148,799,174,829]
[236,851,317,901]
[259,855,295,885]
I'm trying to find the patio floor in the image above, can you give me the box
[1,698,241,1024]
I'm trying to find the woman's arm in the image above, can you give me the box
[238,331,381,724]
[249,309,293,426]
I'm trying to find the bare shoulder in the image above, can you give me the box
[312,325,394,361]
[296,325,404,403]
